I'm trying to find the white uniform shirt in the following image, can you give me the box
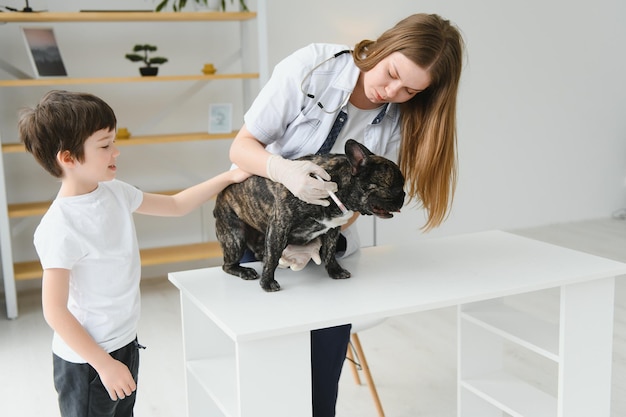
[245,43,402,162]
[34,179,144,363]
[244,43,404,256]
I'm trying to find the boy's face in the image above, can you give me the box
[74,128,120,184]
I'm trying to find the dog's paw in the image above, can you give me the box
[223,265,259,281]
[261,278,281,292]
[324,260,351,280]
[328,267,351,280]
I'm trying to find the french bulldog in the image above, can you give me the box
[213,139,405,292]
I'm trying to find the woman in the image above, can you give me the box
[229,13,464,417]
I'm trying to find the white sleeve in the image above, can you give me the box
[109,179,144,212]
[34,218,84,270]
[244,45,313,145]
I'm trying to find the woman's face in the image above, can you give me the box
[363,52,431,105]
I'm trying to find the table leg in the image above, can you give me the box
[559,277,615,417]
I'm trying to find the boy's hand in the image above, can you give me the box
[230,167,252,184]
[98,357,137,401]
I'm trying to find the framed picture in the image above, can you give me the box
[208,103,233,134]
[21,27,68,78]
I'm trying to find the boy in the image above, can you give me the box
[18,90,249,417]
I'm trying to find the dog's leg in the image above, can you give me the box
[247,229,266,262]
[321,228,351,280]
[215,206,259,281]
[259,223,289,292]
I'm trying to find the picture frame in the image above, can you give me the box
[21,27,68,78]
[208,103,233,134]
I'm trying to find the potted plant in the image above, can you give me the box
[155,0,248,12]
[125,44,168,76]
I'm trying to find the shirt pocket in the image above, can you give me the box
[277,113,322,158]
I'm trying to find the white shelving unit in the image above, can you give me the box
[169,231,626,417]
[182,295,238,416]
[0,4,268,319]
[458,279,615,417]
[176,275,312,417]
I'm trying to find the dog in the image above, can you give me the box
[213,139,406,292]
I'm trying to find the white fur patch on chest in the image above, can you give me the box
[308,216,346,240]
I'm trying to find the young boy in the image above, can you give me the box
[18,90,250,417]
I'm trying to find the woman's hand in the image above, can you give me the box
[279,238,322,271]
[266,155,337,206]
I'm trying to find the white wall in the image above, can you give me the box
[1,0,625,288]
[261,0,626,245]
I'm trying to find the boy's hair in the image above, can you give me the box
[18,90,117,178]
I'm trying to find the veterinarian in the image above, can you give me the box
[19,90,250,417]
[229,13,464,417]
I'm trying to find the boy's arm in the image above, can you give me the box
[42,268,137,401]
[135,168,250,217]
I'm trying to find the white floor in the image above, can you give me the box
[0,218,624,416]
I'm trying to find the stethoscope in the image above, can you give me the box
[300,49,353,114]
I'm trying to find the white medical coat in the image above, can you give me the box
[244,43,404,256]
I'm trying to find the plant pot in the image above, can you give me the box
[140,67,159,76]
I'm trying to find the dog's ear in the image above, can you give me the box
[345,139,373,175]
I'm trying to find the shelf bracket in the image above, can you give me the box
[0,58,33,80]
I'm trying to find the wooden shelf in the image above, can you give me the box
[0,11,256,23]
[0,73,259,88]
[2,131,237,153]
[8,201,51,218]
[14,241,223,280]
[0,5,266,319]
[8,189,185,218]
[140,241,222,266]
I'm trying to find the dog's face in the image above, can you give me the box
[214,139,406,292]
[312,139,405,219]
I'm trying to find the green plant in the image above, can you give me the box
[155,0,248,12]
[124,44,168,68]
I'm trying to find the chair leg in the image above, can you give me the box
[351,333,385,417]
[345,339,362,385]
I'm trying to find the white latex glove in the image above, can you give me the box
[266,155,337,206]
[278,238,322,271]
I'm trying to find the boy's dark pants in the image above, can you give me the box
[53,338,141,417]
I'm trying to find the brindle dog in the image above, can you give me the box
[213,139,405,292]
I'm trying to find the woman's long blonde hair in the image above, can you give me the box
[353,13,464,230]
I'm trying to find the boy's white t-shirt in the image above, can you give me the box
[34,179,144,363]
